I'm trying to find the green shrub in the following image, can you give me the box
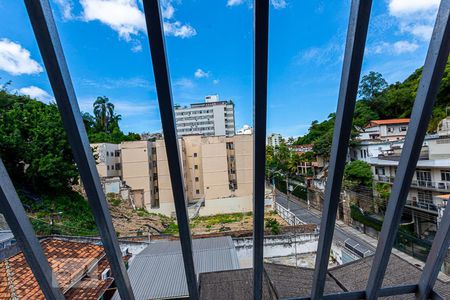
[265,218,281,235]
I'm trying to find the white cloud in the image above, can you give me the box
[17,86,54,103]
[388,0,440,17]
[54,0,75,20]
[79,97,155,116]
[295,42,343,66]
[173,78,195,89]
[227,0,287,9]
[131,42,143,52]
[271,0,287,9]
[213,79,220,85]
[163,21,197,38]
[392,40,419,54]
[0,39,43,76]
[79,0,196,42]
[194,68,210,79]
[369,40,419,55]
[80,0,146,41]
[81,76,152,89]
[227,0,244,7]
[387,0,440,41]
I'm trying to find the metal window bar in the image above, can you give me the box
[310,0,373,299]
[253,0,270,299]
[24,1,135,299]
[417,196,450,299]
[142,0,199,299]
[6,0,447,299]
[365,0,450,298]
[0,160,64,300]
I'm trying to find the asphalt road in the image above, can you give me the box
[275,192,375,255]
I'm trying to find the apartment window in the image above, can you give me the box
[195,177,199,182]
[418,190,433,204]
[417,170,432,186]
[375,167,385,176]
[154,187,159,193]
[196,189,200,194]
[193,153,197,157]
[111,165,115,170]
[115,163,121,170]
[107,165,110,170]
[115,150,120,157]
[441,170,450,181]
[153,173,158,180]
[400,126,407,132]
[110,152,114,156]
[153,161,157,167]
[152,148,157,155]
[106,152,109,157]
[387,127,395,133]
[194,165,198,170]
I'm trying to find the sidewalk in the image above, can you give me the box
[284,192,450,282]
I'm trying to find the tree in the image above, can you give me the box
[0,89,78,193]
[287,153,301,175]
[344,160,373,187]
[93,96,120,133]
[84,97,140,144]
[358,71,388,100]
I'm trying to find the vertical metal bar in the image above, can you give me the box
[23,1,135,299]
[365,1,450,298]
[417,197,450,297]
[0,160,64,300]
[253,0,270,299]
[310,1,372,299]
[142,1,199,299]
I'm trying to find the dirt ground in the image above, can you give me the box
[107,195,287,237]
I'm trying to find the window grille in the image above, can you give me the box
[0,0,448,299]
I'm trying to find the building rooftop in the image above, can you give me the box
[329,254,450,299]
[199,254,450,299]
[114,236,239,300]
[0,238,118,299]
[367,118,410,127]
[367,157,450,168]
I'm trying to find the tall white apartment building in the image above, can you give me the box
[267,133,282,148]
[174,95,235,137]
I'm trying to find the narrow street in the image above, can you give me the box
[275,192,375,256]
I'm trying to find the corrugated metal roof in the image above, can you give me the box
[114,236,239,300]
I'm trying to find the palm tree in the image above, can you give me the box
[287,153,301,175]
[93,96,115,132]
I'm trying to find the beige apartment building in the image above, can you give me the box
[91,143,121,177]
[93,135,253,216]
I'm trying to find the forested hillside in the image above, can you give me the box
[294,58,450,157]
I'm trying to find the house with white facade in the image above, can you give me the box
[357,118,410,142]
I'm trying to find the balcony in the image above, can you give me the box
[405,199,439,214]
[374,175,450,192]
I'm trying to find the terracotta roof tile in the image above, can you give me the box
[368,118,410,127]
[0,238,119,300]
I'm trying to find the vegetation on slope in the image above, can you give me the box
[0,84,139,235]
[294,58,450,157]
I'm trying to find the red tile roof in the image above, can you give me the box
[368,118,410,127]
[0,238,117,300]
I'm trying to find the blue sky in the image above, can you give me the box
[0,0,441,137]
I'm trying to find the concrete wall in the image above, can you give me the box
[121,141,152,209]
[91,143,121,177]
